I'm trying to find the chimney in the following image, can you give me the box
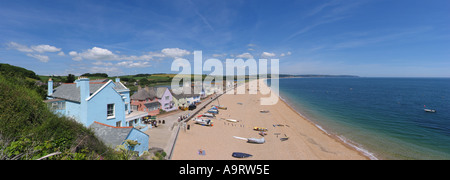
[76,77,90,101]
[47,78,53,96]
[115,77,120,83]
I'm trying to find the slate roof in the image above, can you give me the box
[130,87,168,100]
[170,87,201,99]
[49,80,128,102]
[89,122,133,148]
[131,87,154,101]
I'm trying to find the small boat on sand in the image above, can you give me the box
[232,152,253,158]
[194,118,213,126]
[212,105,227,110]
[207,109,219,114]
[202,113,215,117]
[226,119,239,123]
[233,136,265,144]
[253,127,268,132]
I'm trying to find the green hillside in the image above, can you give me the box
[0,65,144,160]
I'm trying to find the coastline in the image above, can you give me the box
[171,79,368,160]
[275,89,376,160]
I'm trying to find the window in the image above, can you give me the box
[49,101,65,110]
[116,121,121,127]
[165,96,169,100]
[107,104,115,118]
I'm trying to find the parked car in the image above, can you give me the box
[188,104,197,110]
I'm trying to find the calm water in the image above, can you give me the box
[268,78,450,160]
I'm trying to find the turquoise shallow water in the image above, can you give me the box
[267,78,450,160]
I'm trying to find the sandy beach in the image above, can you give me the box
[171,79,368,160]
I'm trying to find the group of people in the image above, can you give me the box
[178,113,191,122]
[149,119,165,128]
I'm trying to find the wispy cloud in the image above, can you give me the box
[286,0,366,41]
[305,0,341,17]
[6,42,63,62]
[286,16,345,41]
[26,53,49,62]
[188,0,215,32]
[331,27,433,50]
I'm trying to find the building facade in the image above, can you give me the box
[46,77,147,128]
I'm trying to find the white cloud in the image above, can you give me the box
[72,56,83,61]
[161,48,191,58]
[92,61,114,66]
[27,54,49,62]
[117,61,151,68]
[261,52,276,58]
[69,47,191,61]
[69,51,78,56]
[76,47,118,61]
[7,42,33,52]
[89,66,121,75]
[280,51,292,57]
[7,42,64,62]
[212,53,227,57]
[31,44,61,53]
[236,52,254,59]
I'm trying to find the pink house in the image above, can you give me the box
[156,87,177,112]
[130,87,176,116]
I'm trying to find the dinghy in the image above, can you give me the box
[424,105,436,113]
[207,109,219,114]
[226,119,239,123]
[233,136,265,144]
[253,127,268,132]
[194,118,213,126]
[202,113,215,118]
[212,105,228,110]
[232,152,253,158]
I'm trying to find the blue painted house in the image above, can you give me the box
[45,77,149,155]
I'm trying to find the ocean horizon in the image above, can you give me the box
[267,77,450,160]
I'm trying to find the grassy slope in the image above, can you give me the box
[0,74,116,160]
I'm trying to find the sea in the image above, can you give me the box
[266,77,450,160]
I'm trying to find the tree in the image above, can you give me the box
[66,74,76,83]
[139,78,150,86]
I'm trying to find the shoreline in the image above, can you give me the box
[275,91,376,160]
[171,79,369,160]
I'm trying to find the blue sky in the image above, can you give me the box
[1,0,449,77]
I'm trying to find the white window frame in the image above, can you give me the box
[107,104,115,119]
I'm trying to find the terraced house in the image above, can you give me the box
[45,77,149,155]
[130,86,177,116]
